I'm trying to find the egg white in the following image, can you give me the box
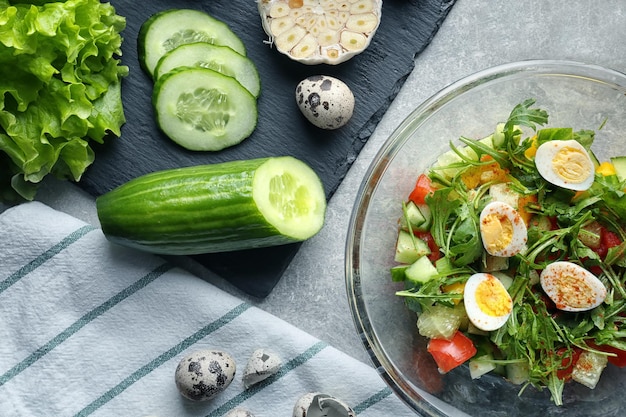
[534,139,594,191]
[464,273,513,332]
[540,261,607,312]
[479,201,528,257]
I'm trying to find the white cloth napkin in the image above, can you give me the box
[0,202,416,417]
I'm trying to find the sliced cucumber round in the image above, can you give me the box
[154,42,261,98]
[153,67,257,151]
[138,9,247,77]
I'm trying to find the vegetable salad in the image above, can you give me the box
[391,99,626,405]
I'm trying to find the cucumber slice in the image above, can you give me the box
[96,156,327,255]
[400,201,426,231]
[154,42,261,98]
[153,67,257,151]
[469,354,497,379]
[611,155,626,182]
[405,256,438,285]
[138,9,247,77]
[394,230,431,264]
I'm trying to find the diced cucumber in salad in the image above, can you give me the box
[391,99,626,406]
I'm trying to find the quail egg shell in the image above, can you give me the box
[293,393,356,417]
[540,261,607,311]
[479,201,528,257]
[295,75,355,130]
[464,273,513,332]
[242,348,282,389]
[534,139,595,191]
[174,349,236,401]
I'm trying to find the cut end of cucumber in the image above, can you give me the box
[253,157,327,241]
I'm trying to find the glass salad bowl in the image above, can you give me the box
[345,60,626,417]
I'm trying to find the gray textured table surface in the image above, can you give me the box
[19,0,626,383]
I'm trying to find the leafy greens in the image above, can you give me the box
[0,0,128,202]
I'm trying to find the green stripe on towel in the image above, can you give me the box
[74,302,252,417]
[353,386,394,414]
[0,224,96,294]
[0,262,173,387]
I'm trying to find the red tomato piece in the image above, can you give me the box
[427,331,477,373]
[602,229,621,252]
[416,231,441,261]
[555,347,582,381]
[595,228,622,259]
[408,174,434,205]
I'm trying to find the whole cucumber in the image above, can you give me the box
[96,156,326,255]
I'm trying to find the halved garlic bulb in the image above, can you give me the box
[258,0,383,65]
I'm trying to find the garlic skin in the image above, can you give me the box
[296,75,355,130]
[293,393,356,417]
[258,0,383,65]
[174,349,236,401]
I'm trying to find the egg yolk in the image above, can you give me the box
[481,213,513,253]
[551,146,593,184]
[475,275,513,317]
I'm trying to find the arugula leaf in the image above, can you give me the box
[459,135,511,168]
[426,188,460,254]
[503,98,549,134]
[426,187,483,266]
[0,0,128,202]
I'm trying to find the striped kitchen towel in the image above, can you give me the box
[0,202,416,417]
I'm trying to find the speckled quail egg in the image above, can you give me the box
[479,201,528,257]
[174,349,236,401]
[464,273,513,332]
[242,348,282,388]
[534,139,595,191]
[295,75,355,130]
[293,392,356,417]
[540,261,607,312]
[225,408,256,417]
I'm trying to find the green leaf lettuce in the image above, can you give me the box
[0,0,128,202]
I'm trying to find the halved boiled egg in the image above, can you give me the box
[464,273,513,331]
[534,139,594,191]
[479,201,528,257]
[540,261,607,312]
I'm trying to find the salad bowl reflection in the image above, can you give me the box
[346,60,626,417]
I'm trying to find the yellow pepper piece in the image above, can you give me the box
[524,136,538,159]
[596,161,616,177]
[517,194,538,226]
[443,281,466,305]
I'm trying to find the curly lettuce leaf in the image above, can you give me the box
[0,0,128,202]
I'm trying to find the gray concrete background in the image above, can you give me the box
[15,0,626,366]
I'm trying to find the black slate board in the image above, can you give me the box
[80,0,456,298]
